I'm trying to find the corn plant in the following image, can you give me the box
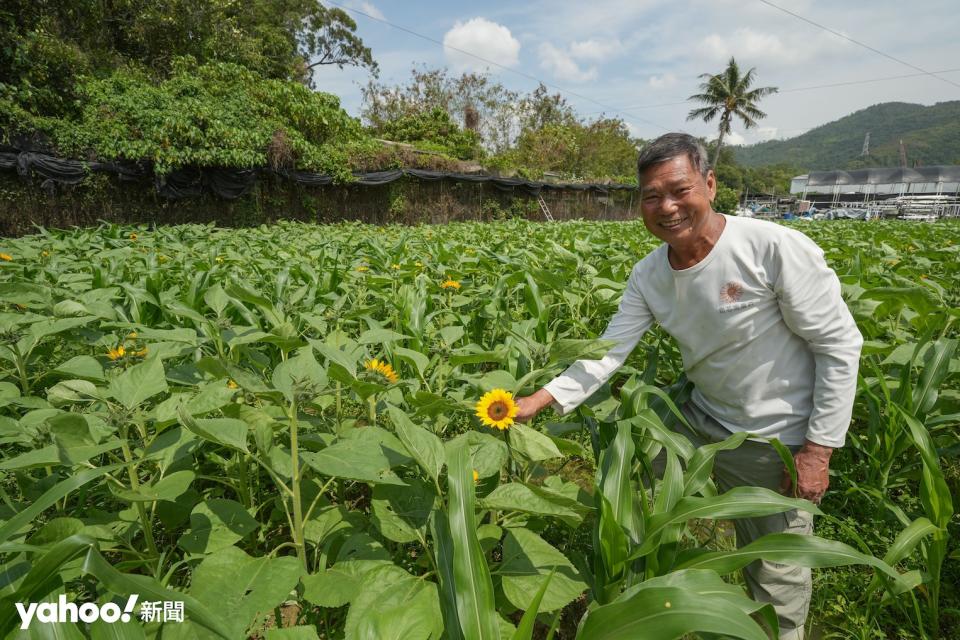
[0,219,955,639]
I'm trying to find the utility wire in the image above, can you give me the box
[601,67,960,114]
[757,0,960,90]
[325,0,671,132]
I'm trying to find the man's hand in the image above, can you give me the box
[514,389,556,423]
[780,440,834,503]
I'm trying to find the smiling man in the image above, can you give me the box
[515,133,863,639]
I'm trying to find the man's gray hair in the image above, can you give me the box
[636,133,710,182]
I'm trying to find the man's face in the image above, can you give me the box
[639,155,717,247]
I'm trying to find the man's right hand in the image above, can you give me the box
[514,388,556,423]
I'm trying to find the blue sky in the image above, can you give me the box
[313,0,960,146]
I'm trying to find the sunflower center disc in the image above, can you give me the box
[489,402,507,419]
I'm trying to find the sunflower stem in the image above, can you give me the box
[368,395,376,426]
[287,402,307,570]
[504,428,519,481]
[335,381,342,425]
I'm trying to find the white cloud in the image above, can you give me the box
[647,73,677,89]
[699,28,791,64]
[538,42,598,82]
[754,126,779,142]
[569,38,624,61]
[357,2,384,20]
[697,26,854,68]
[340,0,384,20]
[725,131,746,145]
[443,18,521,71]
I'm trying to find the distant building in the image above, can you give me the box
[790,166,960,218]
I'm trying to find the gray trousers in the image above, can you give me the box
[656,402,812,639]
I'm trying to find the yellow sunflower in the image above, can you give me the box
[356,265,369,272]
[227,379,239,389]
[441,279,461,290]
[0,253,12,261]
[129,233,138,241]
[475,388,518,430]
[107,345,126,360]
[473,469,480,484]
[364,358,399,384]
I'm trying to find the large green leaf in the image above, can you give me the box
[111,470,195,503]
[577,585,769,640]
[300,438,407,486]
[547,338,616,364]
[897,407,954,528]
[446,439,500,639]
[913,338,957,415]
[508,424,562,462]
[386,404,444,484]
[272,348,328,403]
[598,420,639,542]
[510,569,554,640]
[674,533,910,588]
[301,559,392,608]
[178,499,260,555]
[177,546,302,640]
[344,564,442,640]
[628,487,821,561]
[499,528,585,614]
[177,409,249,453]
[371,478,437,543]
[480,483,591,525]
[445,431,508,478]
[53,355,106,382]
[681,431,749,497]
[109,356,168,410]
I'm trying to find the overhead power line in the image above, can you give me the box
[757,0,960,90]
[325,0,671,132]
[600,67,960,114]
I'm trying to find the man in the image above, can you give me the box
[515,133,862,639]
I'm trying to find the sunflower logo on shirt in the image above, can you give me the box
[720,281,744,304]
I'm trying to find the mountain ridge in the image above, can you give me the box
[733,101,960,171]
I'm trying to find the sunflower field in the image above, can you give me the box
[0,219,957,639]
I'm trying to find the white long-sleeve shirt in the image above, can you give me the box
[543,215,863,447]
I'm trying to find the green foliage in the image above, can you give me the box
[687,57,777,168]
[378,107,483,160]
[713,147,799,196]
[0,0,377,121]
[363,68,641,182]
[713,183,739,214]
[734,100,960,170]
[34,59,371,177]
[493,119,639,182]
[0,220,955,638]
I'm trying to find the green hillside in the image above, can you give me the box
[733,101,960,170]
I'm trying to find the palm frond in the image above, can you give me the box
[687,106,721,122]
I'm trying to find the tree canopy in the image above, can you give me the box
[0,0,377,121]
[687,57,777,168]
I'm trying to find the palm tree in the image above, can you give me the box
[687,57,778,169]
